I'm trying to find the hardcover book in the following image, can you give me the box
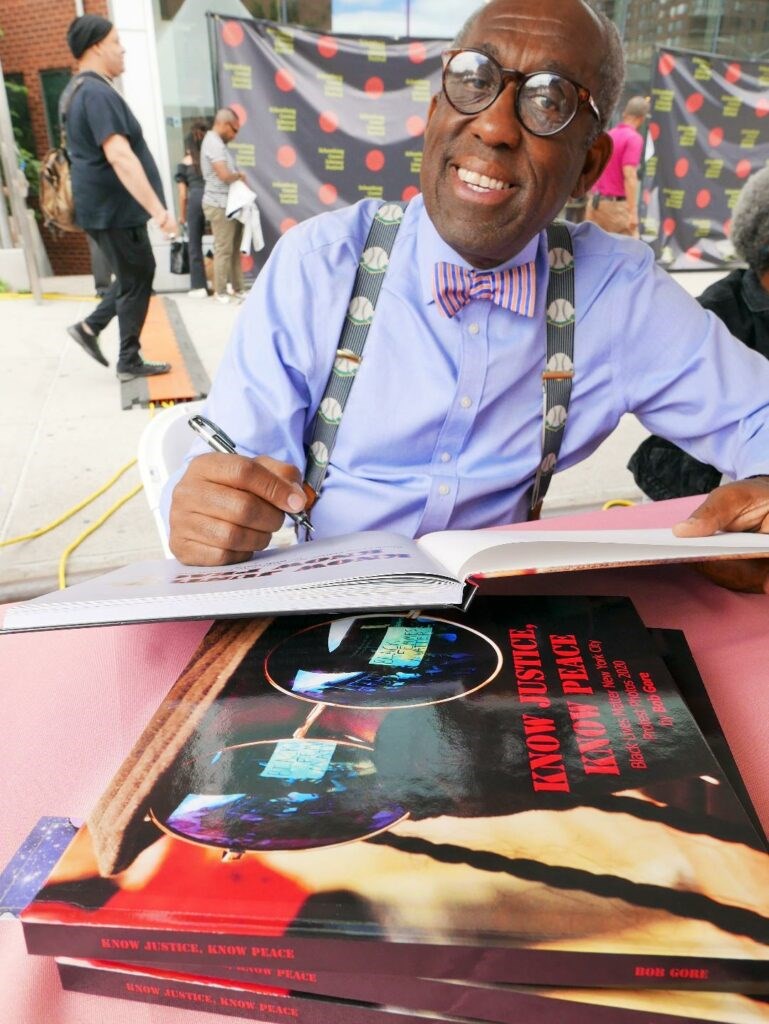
[55,958,769,1024]
[4,525,769,630]
[21,597,769,989]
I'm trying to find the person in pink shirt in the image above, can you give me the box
[585,95,650,237]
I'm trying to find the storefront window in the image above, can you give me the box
[331,0,464,37]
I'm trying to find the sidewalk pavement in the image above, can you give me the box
[0,269,726,604]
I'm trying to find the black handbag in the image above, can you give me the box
[169,233,189,275]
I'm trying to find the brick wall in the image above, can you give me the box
[0,0,109,274]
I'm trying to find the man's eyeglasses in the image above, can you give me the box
[442,48,601,137]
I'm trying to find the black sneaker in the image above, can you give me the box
[67,322,108,367]
[116,360,172,382]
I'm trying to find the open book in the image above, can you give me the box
[3,525,769,632]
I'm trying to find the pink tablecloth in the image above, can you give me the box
[1,497,767,1024]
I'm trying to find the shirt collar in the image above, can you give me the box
[416,195,541,307]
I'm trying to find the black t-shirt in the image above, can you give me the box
[64,72,165,230]
[174,161,204,192]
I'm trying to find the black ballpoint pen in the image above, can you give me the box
[188,414,314,534]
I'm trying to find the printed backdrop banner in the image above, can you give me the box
[210,16,446,265]
[641,47,769,270]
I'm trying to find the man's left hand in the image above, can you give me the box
[673,476,769,593]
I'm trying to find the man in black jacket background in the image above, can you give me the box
[629,166,769,500]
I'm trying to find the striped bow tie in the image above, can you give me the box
[432,260,536,319]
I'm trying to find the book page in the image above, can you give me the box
[2,531,457,631]
[418,527,769,581]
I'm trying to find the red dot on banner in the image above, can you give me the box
[277,145,296,168]
[275,68,295,92]
[662,218,676,238]
[658,53,676,76]
[221,21,244,47]
[365,149,385,172]
[365,76,385,97]
[280,218,298,234]
[686,246,703,262]
[648,121,660,141]
[709,126,724,147]
[240,253,254,273]
[674,157,689,178]
[723,218,732,236]
[319,110,339,133]
[642,189,651,205]
[402,185,420,202]
[409,42,427,64]
[757,97,769,118]
[318,183,338,205]
[696,189,711,209]
[736,159,752,179]
[685,92,704,113]
[725,62,741,84]
[406,115,426,137]
[229,103,247,127]
[317,35,338,59]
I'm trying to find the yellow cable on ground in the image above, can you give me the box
[602,499,637,510]
[58,482,143,589]
[0,459,139,547]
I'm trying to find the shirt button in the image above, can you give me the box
[468,322,480,335]
[438,484,450,496]
[440,452,451,463]
[460,396,472,409]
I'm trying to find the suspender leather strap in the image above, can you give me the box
[529,221,576,519]
[303,207,576,524]
[303,201,408,507]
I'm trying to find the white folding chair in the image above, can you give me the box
[137,400,297,557]
[137,400,204,557]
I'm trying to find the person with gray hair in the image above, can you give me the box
[201,108,247,304]
[629,166,769,501]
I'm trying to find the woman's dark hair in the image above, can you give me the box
[184,119,209,176]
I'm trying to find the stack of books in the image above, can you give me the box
[10,594,769,1023]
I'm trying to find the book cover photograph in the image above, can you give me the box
[21,596,769,990]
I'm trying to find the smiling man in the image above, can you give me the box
[166,0,769,592]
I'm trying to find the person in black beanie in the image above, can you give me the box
[62,15,177,380]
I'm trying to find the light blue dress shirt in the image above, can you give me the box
[163,195,769,541]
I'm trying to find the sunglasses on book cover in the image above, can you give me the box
[149,613,502,857]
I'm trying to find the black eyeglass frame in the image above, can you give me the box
[441,48,602,137]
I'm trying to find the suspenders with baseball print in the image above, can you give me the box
[303,202,575,525]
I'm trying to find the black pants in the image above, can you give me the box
[86,233,113,295]
[84,224,156,369]
[186,186,207,291]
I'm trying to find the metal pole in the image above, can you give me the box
[0,160,13,248]
[406,0,411,37]
[0,56,43,301]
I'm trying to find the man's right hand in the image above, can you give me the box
[168,453,309,565]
